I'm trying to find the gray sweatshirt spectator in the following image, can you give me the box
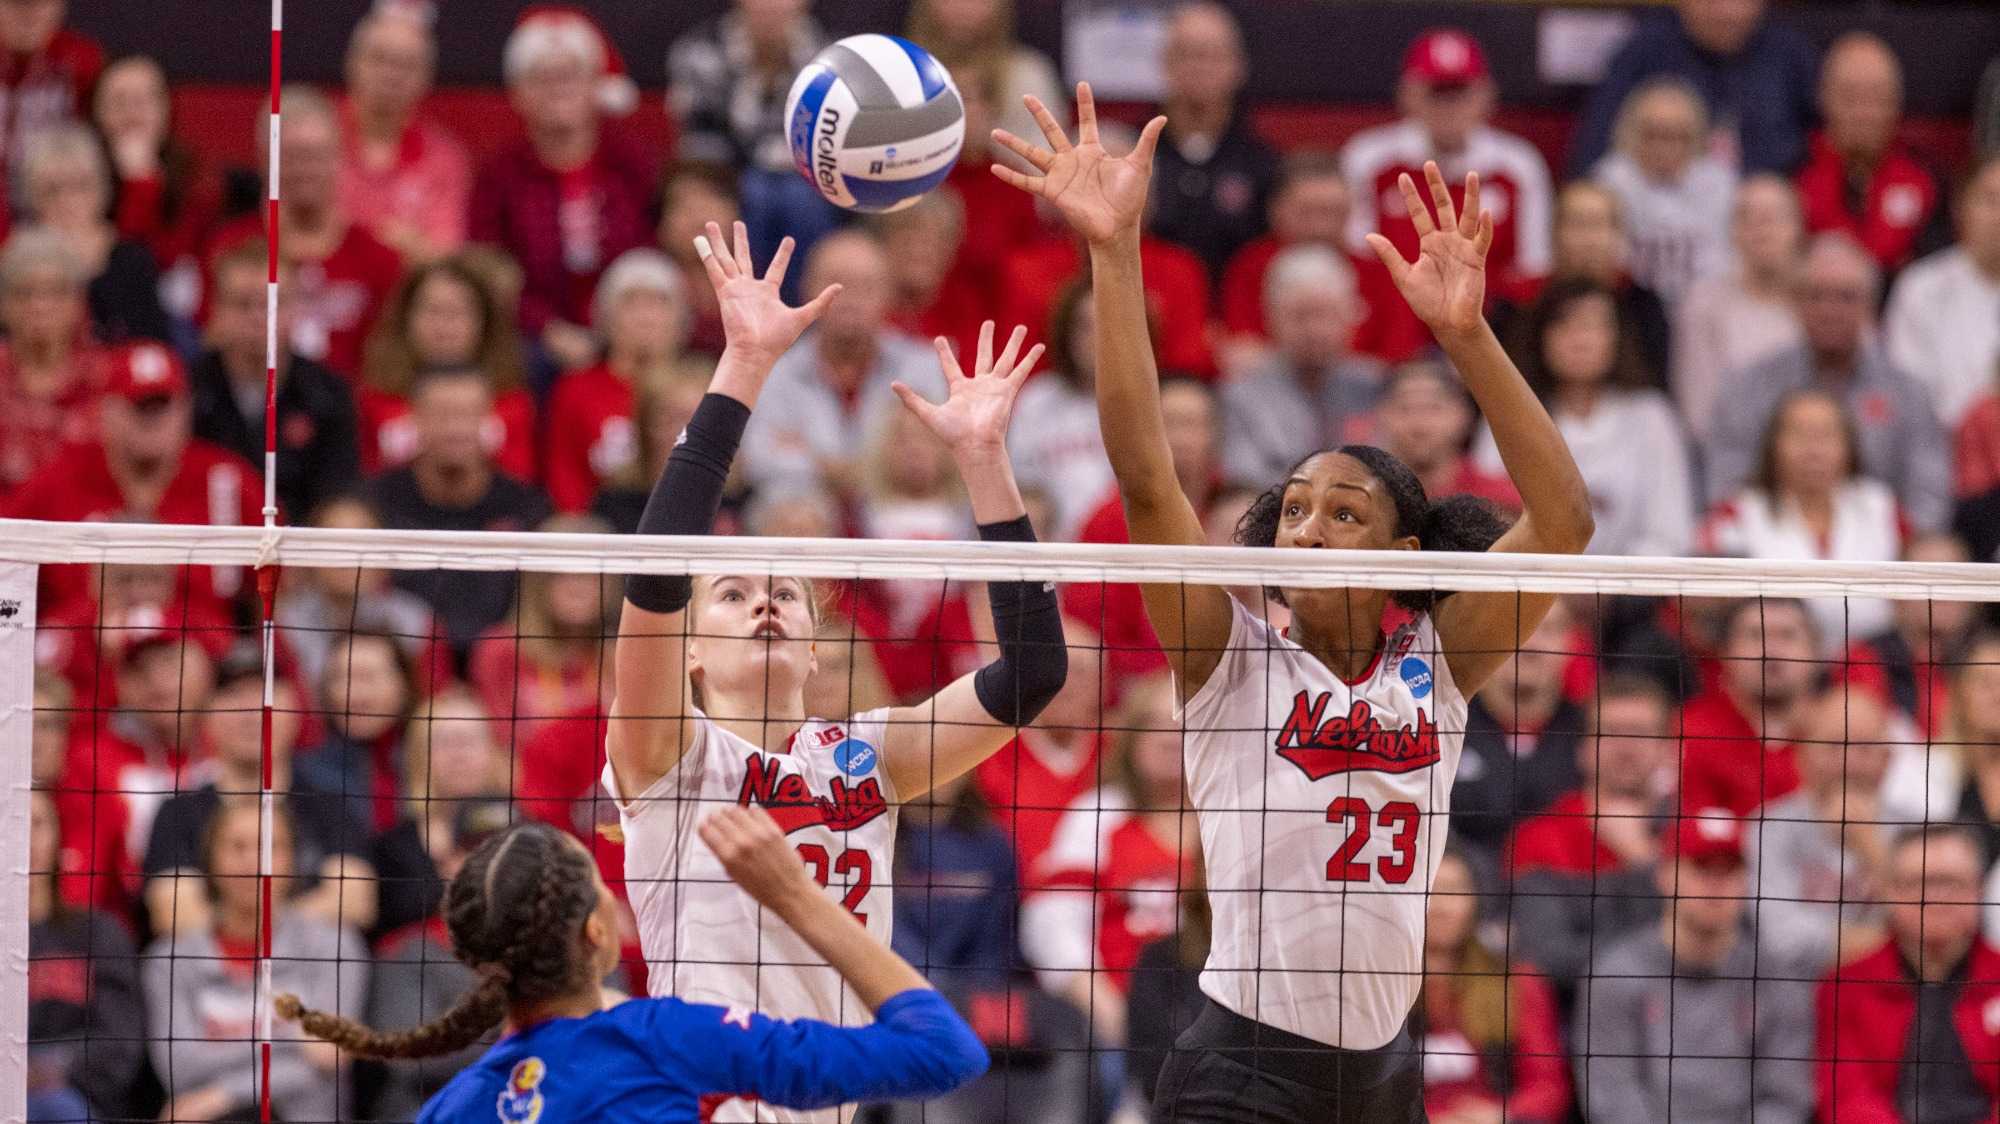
[1704,235,1951,530]
[1591,80,1736,307]
[144,914,369,1123]
[738,232,945,496]
[1573,812,1817,1124]
[1221,245,1386,487]
[1747,688,1900,976]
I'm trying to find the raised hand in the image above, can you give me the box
[697,219,841,369]
[990,82,1167,246]
[892,321,1044,462]
[1365,163,1493,339]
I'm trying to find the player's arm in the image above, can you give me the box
[608,223,841,799]
[683,807,987,1105]
[878,323,1068,798]
[1367,164,1593,694]
[992,84,1233,697]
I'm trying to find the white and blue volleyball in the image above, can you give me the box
[785,34,965,213]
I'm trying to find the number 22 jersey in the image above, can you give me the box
[604,707,899,1122]
[1181,597,1467,1050]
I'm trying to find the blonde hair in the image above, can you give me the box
[1611,77,1709,159]
[607,357,715,490]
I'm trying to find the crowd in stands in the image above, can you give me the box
[16,0,2000,1120]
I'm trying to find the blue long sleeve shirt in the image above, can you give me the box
[1569,12,1819,177]
[418,989,987,1123]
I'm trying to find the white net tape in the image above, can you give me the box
[4,518,1998,601]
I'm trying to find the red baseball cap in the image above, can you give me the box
[1664,809,1747,868]
[105,342,188,405]
[1403,28,1489,87]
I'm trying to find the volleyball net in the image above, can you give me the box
[7,517,2000,1122]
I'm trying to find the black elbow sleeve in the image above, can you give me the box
[624,393,750,614]
[971,516,1067,727]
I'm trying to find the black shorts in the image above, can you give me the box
[1149,999,1425,1124]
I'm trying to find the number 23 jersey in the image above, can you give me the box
[1182,597,1466,1050]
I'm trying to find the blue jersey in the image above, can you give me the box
[417,989,986,1124]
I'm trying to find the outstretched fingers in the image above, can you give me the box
[1007,343,1046,384]
[1133,116,1168,169]
[1365,232,1412,289]
[1458,172,1482,241]
[988,161,1042,195]
[731,220,754,276]
[992,324,1028,376]
[1076,82,1100,146]
[932,334,967,381]
[1396,173,1435,238]
[1023,94,1074,154]
[991,127,1055,173]
[765,236,797,289]
[700,221,739,281]
[892,380,944,428]
[797,282,843,325]
[1424,162,1458,233]
[974,320,996,377]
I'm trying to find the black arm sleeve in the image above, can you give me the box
[971,515,1067,727]
[623,393,750,613]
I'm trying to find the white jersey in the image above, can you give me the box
[1181,598,1467,1050]
[604,707,899,1123]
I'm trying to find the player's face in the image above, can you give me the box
[688,576,818,705]
[1276,453,1410,555]
[1770,394,1849,496]
[1886,835,1984,970]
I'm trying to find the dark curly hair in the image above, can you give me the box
[1235,445,1512,610]
[275,821,600,1060]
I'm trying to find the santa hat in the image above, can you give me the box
[503,5,638,116]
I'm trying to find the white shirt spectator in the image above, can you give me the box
[1593,151,1736,306]
[1699,478,1902,652]
[739,329,946,492]
[1008,373,1117,540]
[1475,389,1694,557]
[1883,245,2000,430]
[1672,271,1802,442]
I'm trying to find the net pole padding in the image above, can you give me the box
[257,1,282,1119]
[3,519,1999,603]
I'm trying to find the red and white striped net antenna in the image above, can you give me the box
[256,0,283,1119]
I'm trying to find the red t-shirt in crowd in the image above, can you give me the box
[1037,810,1186,992]
[7,438,262,620]
[946,158,1044,285]
[210,217,403,383]
[0,341,108,502]
[1505,790,1622,877]
[1797,133,1941,272]
[467,627,604,747]
[1835,637,1952,739]
[1437,456,1523,513]
[1219,235,1430,364]
[114,163,223,274]
[974,729,1105,880]
[1677,690,1800,817]
[1000,236,1213,376]
[1065,495,1171,687]
[889,267,990,370]
[357,385,538,481]
[338,106,473,257]
[544,363,636,513]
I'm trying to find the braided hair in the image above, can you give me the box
[1236,445,1511,611]
[275,821,600,1060]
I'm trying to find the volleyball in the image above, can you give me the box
[784,34,965,214]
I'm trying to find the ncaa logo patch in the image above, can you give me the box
[833,738,877,778]
[497,1057,547,1124]
[1400,656,1433,699]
